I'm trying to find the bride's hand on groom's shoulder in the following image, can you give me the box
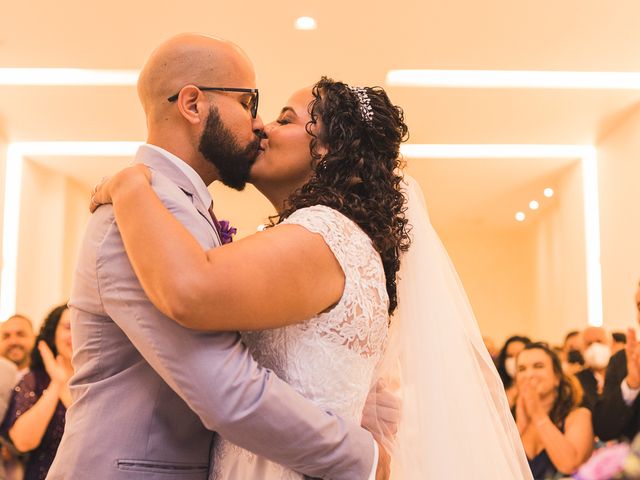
[89,165,152,213]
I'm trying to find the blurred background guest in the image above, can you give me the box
[594,281,640,443]
[515,342,593,479]
[612,332,627,356]
[576,326,611,411]
[483,336,499,363]
[0,304,73,480]
[561,330,583,361]
[497,335,532,407]
[0,315,36,380]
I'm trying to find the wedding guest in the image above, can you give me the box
[0,315,35,379]
[563,331,583,358]
[564,349,585,376]
[576,327,611,411]
[483,336,499,362]
[612,332,627,356]
[594,281,640,442]
[515,342,593,479]
[497,335,531,407]
[0,305,73,480]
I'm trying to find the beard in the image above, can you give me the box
[198,106,262,190]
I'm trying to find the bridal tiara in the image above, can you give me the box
[348,85,374,125]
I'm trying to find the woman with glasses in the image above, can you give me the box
[515,342,594,479]
[91,77,531,479]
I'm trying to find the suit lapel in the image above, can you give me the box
[134,147,221,242]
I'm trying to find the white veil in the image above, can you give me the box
[372,175,533,479]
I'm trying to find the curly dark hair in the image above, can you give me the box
[518,342,583,429]
[29,304,68,372]
[274,77,411,315]
[497,335,531,388]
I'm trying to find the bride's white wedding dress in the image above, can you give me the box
[212,178,533,479]
[211,205,390,480]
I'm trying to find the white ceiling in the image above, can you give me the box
[3,0,640,229]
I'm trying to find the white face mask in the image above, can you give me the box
[505,357,517,379]
[584,342,611,370]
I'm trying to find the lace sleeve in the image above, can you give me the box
[0,371,43,437]
[281,205,389,358]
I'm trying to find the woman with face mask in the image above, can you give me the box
[515,343,594,479]
[497,335,532,408]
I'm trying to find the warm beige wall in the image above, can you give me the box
[0,137,7,308]
[598,105,640,333]
[439,224,536,347]
[532,162,587,344]
[16,159,67,326]
[434,161,588,347]
[62,177,90,297]
[14,160,90,328]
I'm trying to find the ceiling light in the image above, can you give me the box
[400,144,592,159]
[294,16,317,30]
[0,68,139,86]
[529,200,539,210]
[544,188,554,198]
[385,70,640,89]
[9,141,142,156]
[515,212,526,222]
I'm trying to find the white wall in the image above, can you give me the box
[14,159,90,328]
[598,104,640,332]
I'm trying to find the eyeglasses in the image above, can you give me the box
[167,86,259,118]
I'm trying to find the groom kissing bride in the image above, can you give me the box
[49,33,531,479]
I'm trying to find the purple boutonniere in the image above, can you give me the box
[218,219,237,245]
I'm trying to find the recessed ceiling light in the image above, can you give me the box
[295,16,317,30]
[529,200,539,210]
[515,212,526,222]
[544,188,554,198]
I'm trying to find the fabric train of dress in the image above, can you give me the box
[210,205,389,480]
[370,175,533,479]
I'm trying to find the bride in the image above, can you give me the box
[92,76,532,479]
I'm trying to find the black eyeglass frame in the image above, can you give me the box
[167,86,259,118]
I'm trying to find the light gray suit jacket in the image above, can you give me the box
[47,147,373,479]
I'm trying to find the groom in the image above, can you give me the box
[48,34,387,479]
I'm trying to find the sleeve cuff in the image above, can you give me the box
[621,378,640,406]
[367,437,378,480]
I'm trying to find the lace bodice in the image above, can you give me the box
[211,205,389,479]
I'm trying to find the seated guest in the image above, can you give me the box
[0,315,35,380]
[497,335,531,407]
[0,305,73,480]
[562,331,583,360]
[565,349,585,376]
[576,326,611,411]
[515,342,593,479]
[594,281,640,442]
[612,332,627,356]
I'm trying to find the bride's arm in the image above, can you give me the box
[97,165,345,331]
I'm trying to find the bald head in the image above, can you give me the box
[137,34,256,118]
[583,326,607,347]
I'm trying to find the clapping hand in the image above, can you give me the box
[626,328,640,389]
[519,379,546,423]
[38,341,73,385]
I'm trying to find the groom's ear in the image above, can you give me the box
[176,85,204,125]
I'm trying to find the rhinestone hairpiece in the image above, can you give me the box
[348,85,374,125]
